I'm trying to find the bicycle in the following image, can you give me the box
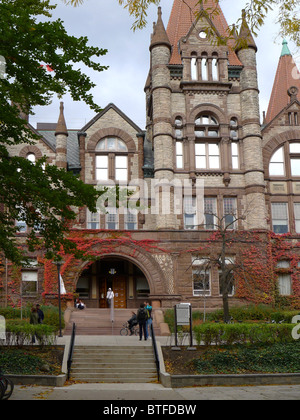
[120,322,139,336]
[0,370,14,400]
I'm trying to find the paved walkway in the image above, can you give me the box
[8,335,300,401]
[9,383,300,401]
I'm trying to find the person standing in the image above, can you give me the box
[36,304,44,324]
[145,301,153,339]
[106,288,114,308]
[137,303,149,341]
[30,306,39,344]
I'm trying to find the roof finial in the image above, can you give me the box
[281,39,291,57]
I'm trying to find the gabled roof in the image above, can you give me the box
[265,40,300,124]
[166,0,241,66]
[80,103,143,134]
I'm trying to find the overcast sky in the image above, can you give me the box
[30,0,299,130]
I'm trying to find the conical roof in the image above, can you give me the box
[265,40,300,123]
[150,7,171,51]
[55,101,68,137]
[166,0,241,66]
[235,9,257,52]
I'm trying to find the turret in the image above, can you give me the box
[236,10,267,230]
[150,8,176,229]
[55,102,68,170]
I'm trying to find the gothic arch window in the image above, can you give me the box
[95,137,128,182]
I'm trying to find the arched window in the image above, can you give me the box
[201,53,208,81]
[212,53,219,81]
[290,142,300,176]
[194,114,220,170]
[194,114,219,138]
[95,137,128,182]
[269,147,285,176]
[27,153,36,164]
[191,53,198,81]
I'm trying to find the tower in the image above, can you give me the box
[148,7,176,229]
[235,10,267,230]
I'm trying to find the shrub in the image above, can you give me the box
[4,322,57,346]
[0,305,64,329]
[193,342,300,374]
[193,323,294,346]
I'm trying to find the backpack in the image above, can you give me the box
[137,308,149,321]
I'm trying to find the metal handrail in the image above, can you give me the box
[67,322,76,380]
[150,322,160,381]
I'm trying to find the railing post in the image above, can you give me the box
[150,323,160,381]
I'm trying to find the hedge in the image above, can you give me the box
[3,322,57,346]
[193,323,295,346]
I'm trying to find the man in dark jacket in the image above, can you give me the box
[36,304,44,324]
[136,303,149,341]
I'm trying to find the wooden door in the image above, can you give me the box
[99,279,107,308]
[113,276,126,308]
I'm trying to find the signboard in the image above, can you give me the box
[175,303,191,326]
[173,303,195,350]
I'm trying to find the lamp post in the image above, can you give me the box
[55,260,64,337]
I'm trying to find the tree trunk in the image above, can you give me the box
[223,292,230,323]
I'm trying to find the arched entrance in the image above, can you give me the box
[76,257,150,308]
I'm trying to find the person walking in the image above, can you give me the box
[137,303,149,341]
[106,288,114,308]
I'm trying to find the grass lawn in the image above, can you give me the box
[0,346,64,376]
[162,341,300,375]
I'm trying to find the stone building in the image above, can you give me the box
[2,0,300,310]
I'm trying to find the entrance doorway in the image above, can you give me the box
[76,257,150,308]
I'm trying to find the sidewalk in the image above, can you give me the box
[9,382,300,400]
[57,334,171,347]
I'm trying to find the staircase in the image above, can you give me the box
[70,345,158,383]
[64,308,161,336]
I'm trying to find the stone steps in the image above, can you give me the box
[70,346,158,383]
[64,308,161,336]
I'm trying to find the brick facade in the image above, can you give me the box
[1,1,300,310]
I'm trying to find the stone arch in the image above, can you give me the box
[263,129,300,176]
[189,103,227,125]
[63,241,169,298]
[19,145,43,159]
[87,127,136,153]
